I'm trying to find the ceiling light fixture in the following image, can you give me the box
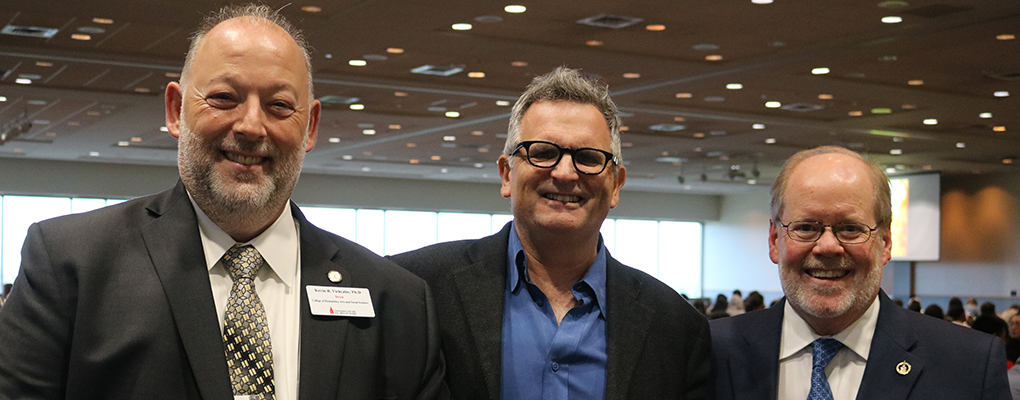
[872,108,892,114]
[431,156,441,161]
[752,0,773,3]
[849,111,863,116]
[35,61,53,67]
[350,104,365,110]
[349,60,367,66]
[676,93,693,98]
[956,142,966,148]
[452,23,472,31]
[908,80,924,85]
[705,55,723,61]
[901,104,916,109]
[363,129,376,135]
[386,47,404,54]
[71,34,91,40]
[511,61,528,67]
[585,40,603,46]
[472,131,483,136]
[1004,158,1014,165]
[409,159,420,164]
[765,101,781,108]
[496,100,511,106]
[328,137,340,143]
[994,91,1010,97]
[620,126,629,132]
[980,112,993,118]
[726,83,742,90]
[881,16,903,23]
[674,117,686,122]
[0,96,6,102]
[818,94,833,100]
[646,24,666,31]
[504,5,526,13]
[923,118,937,125]
[753,124,765,129]
[389,124,401,129]
[15,78,31,85]
[890,149,902,155]
[394,92,408,97]
[445,111,460,118]
[997,34,1015,40]
[92,18,114,24]
[693,132,705,138]
[623,73,641,79]
[301,5,322,12]
[468,71,485,78]
[765,138,776,144]
[993,126,1006,132]
[811,67,830,75]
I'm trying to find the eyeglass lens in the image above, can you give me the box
[522,141,610,174]
[786,221,872,243]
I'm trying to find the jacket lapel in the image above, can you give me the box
[140,181,232,400]
[604,257,654,400]
[733,301,784,400]
[854,291,922,400]
[454,224,511,400]
[293,205,350,399]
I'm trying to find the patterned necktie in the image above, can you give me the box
[807,338,843,400]
[222,244,275,400]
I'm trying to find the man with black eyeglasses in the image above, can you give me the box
[389,67,711,399]
[710,146,1009,400]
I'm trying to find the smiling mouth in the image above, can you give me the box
[544,193,582,203]
[807,269,849,279]
[224,152,265,165]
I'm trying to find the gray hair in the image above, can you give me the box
[179,3,313,100]
[770,146,892,230]
[503,67,623,166]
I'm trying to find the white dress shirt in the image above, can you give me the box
[191,198,302,400]
[778,295,880,400]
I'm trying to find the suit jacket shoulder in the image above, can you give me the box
[709,301,784,400]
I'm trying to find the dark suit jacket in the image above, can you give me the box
[711,290,1010,400]
[388,222,712,400]
[0,181,447,400]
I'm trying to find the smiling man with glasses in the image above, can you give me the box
[710,145,1009,400]
[390,67,711,399]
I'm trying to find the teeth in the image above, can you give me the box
[545,193,581,203]
[808,270,848,279]
[226,153,263,165]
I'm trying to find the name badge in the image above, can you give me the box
[306,285,375,318]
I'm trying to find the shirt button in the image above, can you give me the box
[551,362,560,372]
[536,299,545,307]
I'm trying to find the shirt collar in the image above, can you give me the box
[189,195,299,289]
[505,222,609,318]
[780,294,881,361]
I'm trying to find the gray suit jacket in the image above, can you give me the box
[711,291,1010,400]
[0,181,447,400]
[389,222,711,400]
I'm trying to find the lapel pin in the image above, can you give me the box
[327,270,342,283]
[896,361,911,376]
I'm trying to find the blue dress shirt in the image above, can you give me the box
[502,223,608,400]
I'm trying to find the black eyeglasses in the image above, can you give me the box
[510,140,617,175]
[778,220,878,244]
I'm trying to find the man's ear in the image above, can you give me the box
[165,82,184,139]
[305,99,321,152]
[498,155,512,199]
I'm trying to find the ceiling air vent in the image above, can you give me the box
[983,70,1020,81]
[780,103,824,112]
[577,14,643,29]
[649,123,686,132]
[411,65,463,76]
[318,95,360,104]
[1,25,59,38]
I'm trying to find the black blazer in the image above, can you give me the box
[710,291,1010,400]
[389,222,711,400]
[0,181,447,400]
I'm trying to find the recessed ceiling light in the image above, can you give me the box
[443,136,456,141]
[646,24,666,31]
[676,93,693,98]
[872,108,892,114]
[908,80,924,85]
[879,55,898,61]
[753,124,765,129]
[0,96,6,102]
[1004,158,1014,164]
[15,78,32,85]
[496,100,511,106]
[467,71,485,78]
[993,126,1006,132]
[35,61,53,67]
[849,111,863,116]
[361,167,371,172]
[997,34,1015,40]
[431,155,441,161]
[923,118,937,125]
[511,61,528,67]
[474,163,485,168]
[890,149,902,155]
[445,111,460,118]
[301,5,322,12]
[693,43,719,51]
[752,0,773,3]
[349,60,367,66]
[441,168,450,173]
[92,17,114,24]
[386,47,404,54]
[956,142,966,148]
[472,130,484,136]
[623,73,641,79]
[705,55,723,61]
[994,91,1010,97]
[811,67,830,75]
[818,94,833,100]
[89,151,100,157]
[406,143,417,148]
[159,126,169,132]
[620,126,629,132]
[350,104,365,110]
[693,132,705,138]
[504,5,526,13]
[134,87,150,93]
[71,34,91,40]
[674,117,685,122]
[363,129,376,135]
[117,141,129,147]
[901,104,916,109]
[586,40,603,46]
[893,137,904,142]
[980,112,993,118]
[409,159,420,164]
[394,92,408,97]
[389,124,401,129]
[478,148,490,153]
[342,155,353,160]
[881,16,903,23]
[726,83,742,90]
[886,167,896,173]
[765,101,781,108]
[324,54,333,59]
[166,72,181,78]
[328,137,340,143]
[452,23,472,31]
[765,138,776,144]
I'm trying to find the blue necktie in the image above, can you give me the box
[807,338,843,400]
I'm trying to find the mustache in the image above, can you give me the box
[802,254,854,270]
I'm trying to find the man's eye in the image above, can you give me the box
[792,223,819,232]
[839,224,863,233]
[529,148,558,161]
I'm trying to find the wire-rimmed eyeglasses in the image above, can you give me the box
[778,220,878,244]
[510,140,617,175]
